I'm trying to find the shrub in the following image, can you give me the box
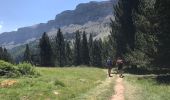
[124,50,150,68]
[17,62,39,76]
[0,60,20,77]
[54,79,65,87]
[0,60,39,78]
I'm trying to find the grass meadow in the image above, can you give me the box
[0,67,114,100]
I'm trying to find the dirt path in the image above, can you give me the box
[111,75,125,100]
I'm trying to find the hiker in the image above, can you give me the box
[106,57,113,77]
[116,57,124,78]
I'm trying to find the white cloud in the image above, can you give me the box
[0,25,2,30]
[0,21,4,32]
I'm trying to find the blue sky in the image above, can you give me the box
[0,0,108,34]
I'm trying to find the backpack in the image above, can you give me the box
[106,59,112,66]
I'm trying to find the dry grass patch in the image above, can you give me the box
[0,80,18,88]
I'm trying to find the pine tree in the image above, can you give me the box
[92,40,102,67]
[110,0,139,57]
[124,0,158,67]
[81,31,90,65]
[89,33,93,66]
[74,30,81,66]
[155,0,170,67]
[23,44,32,63]
[3,48,12,63]
[65,42,73,66]
[39,32,53,66]
[102,37,116,66]
[0,47,3,60]
[55,28,66,67]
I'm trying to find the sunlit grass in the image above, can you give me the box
[124,74,170,100]
[0,67,107,100]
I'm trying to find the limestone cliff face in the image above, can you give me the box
[0,0,117,49]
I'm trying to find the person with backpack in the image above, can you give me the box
[116,57,124,78]
[106,57,113,77]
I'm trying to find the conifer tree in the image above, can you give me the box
[2,48,12,63]
[74,30,81,66]
[130,0,157,67]
[89,33,93,66]
[81,31,90,65]
[23,44,32,63]
[155,0,170,67]
[39,32,53,66]
[65,42,73,66]
[92,40,102,67]
[0,47,3,60]
[110,0,139,57]
[55,28,66,67]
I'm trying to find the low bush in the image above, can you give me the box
[54,79,65,87]
[17,63,39,76]
[0,60,20,77]
[0,60,39,77]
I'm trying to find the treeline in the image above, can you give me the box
[23,29,111,67]
[110,0,170,68]
[0,47,12,62]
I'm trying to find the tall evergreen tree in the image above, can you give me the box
[65,42,73,66]
[81,31,90,65]
[89,33,93,66]
[110,0,139,57]
[92,40,102,67]
[39,32,53,66]
[23,44,32,63]
[0,47,3,60]
[155,0,170,67]
[0,48,12,63]
[74,30,81,66]
[117,0,157,67]
[55,28,66,67]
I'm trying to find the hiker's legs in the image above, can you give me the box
[108,68,112,77]
[119,70,124,78]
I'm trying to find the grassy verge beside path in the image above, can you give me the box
[124,74,170,100]
[74,74,115,100]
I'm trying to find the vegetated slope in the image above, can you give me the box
[0,0,117,49]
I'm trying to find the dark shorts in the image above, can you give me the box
[118,64,123,70]
[107,65,112,69]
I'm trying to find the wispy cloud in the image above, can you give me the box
[0,25,2,29]
[0,21,4,31]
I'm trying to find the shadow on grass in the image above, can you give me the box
[124,67,170,75]
[124,67,170,84]
[156,75,170,84]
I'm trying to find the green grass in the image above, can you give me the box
[73,72,115,100]
[124,74,170,100]
[0,67,110,100]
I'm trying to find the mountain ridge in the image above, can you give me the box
[0,0,117,49]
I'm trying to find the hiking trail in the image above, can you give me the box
[111,75,125,100]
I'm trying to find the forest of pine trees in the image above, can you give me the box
[37,29,105,67]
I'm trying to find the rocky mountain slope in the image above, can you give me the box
[0,0,117,49]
